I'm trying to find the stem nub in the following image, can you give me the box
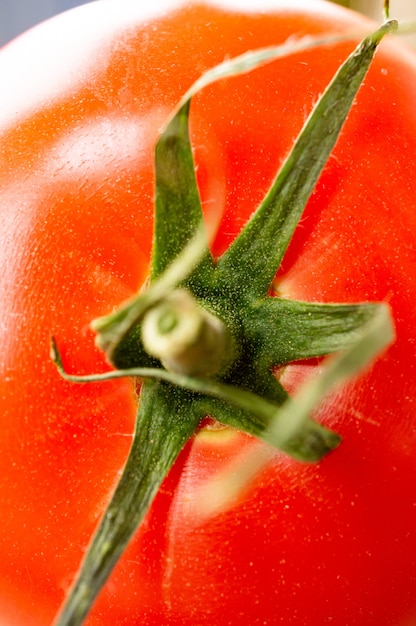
[141,289,230,376]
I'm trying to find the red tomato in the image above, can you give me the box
[1,1,416,625]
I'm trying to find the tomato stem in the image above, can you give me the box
[53,18,396,626]
[141,288,231,376]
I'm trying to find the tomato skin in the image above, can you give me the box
[1,1,416,625]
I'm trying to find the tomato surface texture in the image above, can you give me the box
[1,1,416,625]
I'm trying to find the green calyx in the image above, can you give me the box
[52,19,397,626]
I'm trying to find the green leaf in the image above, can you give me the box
[150,21,395,299]
[152,101,214,283]
[247,298,384,365]
[53,380,200,626]
[216,20,397,297]
[193,303,394,518]
[266,303,393,448]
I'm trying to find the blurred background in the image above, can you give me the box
[0,0,415,47]
[0,0,90,46]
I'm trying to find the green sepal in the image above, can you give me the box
[152,100,214,283]
[215,20,398,297]
[53,19,397,626]
[53,379,201,626]
[247,298,384,365]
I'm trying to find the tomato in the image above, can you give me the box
[1,1,416,625]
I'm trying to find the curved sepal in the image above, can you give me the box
[53,380,201,626]
[216,20,398,297]
[247,298,385,365]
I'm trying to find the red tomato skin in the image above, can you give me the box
[1,1,416,625]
